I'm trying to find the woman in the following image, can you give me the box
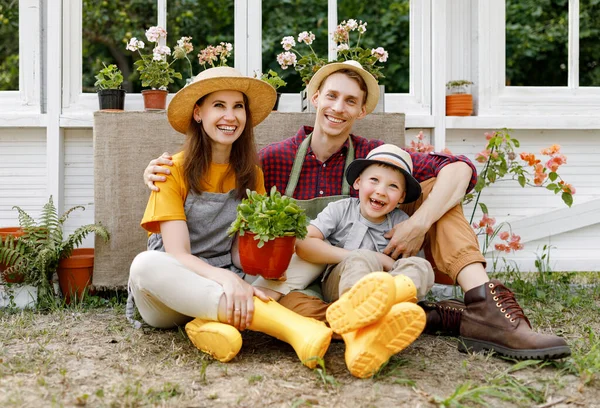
[128,67,332,367]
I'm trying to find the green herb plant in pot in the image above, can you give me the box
[228,186,308,279]
[95,63,126,111]
[258,70,287,110]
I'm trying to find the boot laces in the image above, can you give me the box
[436,304,462,335]
[492,283,531,328]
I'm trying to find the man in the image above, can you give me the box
[144,60,570,360]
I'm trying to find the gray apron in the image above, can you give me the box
[148,190,241,270]
[285,133,355,219]
[284,134,354,297]
[127,189,242,328]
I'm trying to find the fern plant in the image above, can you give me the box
[0,196,110,307]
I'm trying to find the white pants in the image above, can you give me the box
[129,250,252,328]
[252,254,326,295]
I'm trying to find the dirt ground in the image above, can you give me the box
[1,304,598,408]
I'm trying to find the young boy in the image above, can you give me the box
[295,144,435,378]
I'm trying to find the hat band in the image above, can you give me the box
[368,152,413,173]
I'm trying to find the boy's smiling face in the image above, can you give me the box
[353,164,407,223]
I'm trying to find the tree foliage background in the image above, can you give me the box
[1,0,599,93]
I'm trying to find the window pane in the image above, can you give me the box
[262,0,328,94]
[505,0,568,86]
[0,0,19,90]
[82,1,157,93]
[338,0,409,93]
[580,0,600,86]
[167,0,235,92]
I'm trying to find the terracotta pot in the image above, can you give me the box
[97,89,126,111]
[0,227,25,283]
[57,248,95,304]
[446,94,473,116]
[238,233,296,279]
[142,89,168,111]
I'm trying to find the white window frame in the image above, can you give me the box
[0,0,43,126]
[58,0,432,126]
[238,0,432,123]
[478,0,600,117]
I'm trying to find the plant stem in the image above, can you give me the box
[469,145,496,225]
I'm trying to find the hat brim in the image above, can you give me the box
[307,62,380,114]
[167,76,277,134]
[345,159,422,204]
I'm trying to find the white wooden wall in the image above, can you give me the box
[0,129,95,248]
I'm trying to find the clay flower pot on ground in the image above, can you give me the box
[228,187,309,280]
[0,227,25,283]
[0,196,109,309]
[57,248,95,304]
[446,79,474,116]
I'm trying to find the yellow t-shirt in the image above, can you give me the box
[141,151,266,233]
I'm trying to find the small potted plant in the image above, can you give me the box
[228,186,308,279]
[446,79,474,116]
[94,63,125,111]
[276,19,388,111]
[125,26,183,110]
[257,69,287,110]
[0,196,110,307]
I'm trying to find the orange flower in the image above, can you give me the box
[561,183,576,194]
[545,154,567,172]
[499,231,510,240]
[533,163,547,185]
[495,243,510,253]
[541,144,561,156]
[476,149,491,163]
[520,152,539,166]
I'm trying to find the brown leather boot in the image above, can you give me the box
[418,299,464,336]
[459,280,570,360]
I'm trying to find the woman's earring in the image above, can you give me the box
[196,118,201,124]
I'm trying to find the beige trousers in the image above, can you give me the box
[252,254,326,295]
[129,250,251,329]
[321,249,435,303]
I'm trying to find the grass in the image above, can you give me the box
[1,270,599,407]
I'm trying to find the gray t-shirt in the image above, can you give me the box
[310,198,409,252]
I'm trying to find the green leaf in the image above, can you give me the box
[518,175,526,187]
[478,203,489,215]
[562,192,573,207]
[546,183,558,191]
[549,172,558,181]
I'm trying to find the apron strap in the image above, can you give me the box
[285,133,355,197]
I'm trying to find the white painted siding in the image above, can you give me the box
[0,128,95,247]
[447,129,600,272]
[63,129,95,247]
[0,129,47,224]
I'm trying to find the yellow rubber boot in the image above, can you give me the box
[185,318,242,363]
[249,297,333,369]
[326,272,396,334]
[342,302,425,378]
[394,274,418,304]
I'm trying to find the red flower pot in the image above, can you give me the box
[238,233,296,280]
[142,89,168,111]
[57,248,95,304]
[0,227,25,283]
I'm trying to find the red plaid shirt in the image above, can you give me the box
[259,126,477,200]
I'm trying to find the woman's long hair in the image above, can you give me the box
[183,93,258,200]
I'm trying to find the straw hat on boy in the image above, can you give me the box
[167,67,277,134]
[306,60,380,114]
[345,144,422,203]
